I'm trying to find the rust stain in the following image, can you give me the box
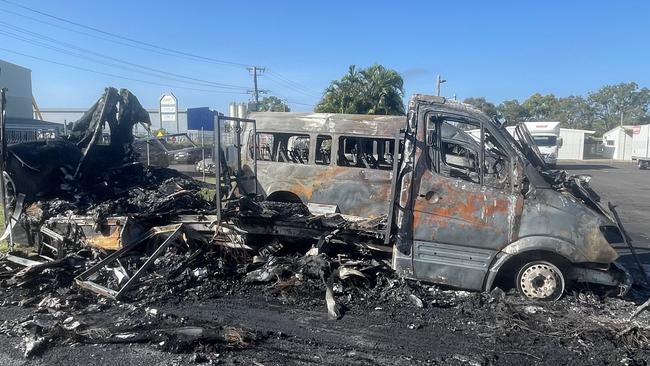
[87,227,122,251]
[287,182,315,201]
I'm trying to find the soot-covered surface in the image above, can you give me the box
[0,233,650,365]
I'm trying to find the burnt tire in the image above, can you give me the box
[516,261,565,301]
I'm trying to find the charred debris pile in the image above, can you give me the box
[0,88,649,362]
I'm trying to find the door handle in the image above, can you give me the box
[418,190,442,202]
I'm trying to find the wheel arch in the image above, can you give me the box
[266,190,303,203]
[484,246,575,291]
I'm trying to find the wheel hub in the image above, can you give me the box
[520,263,561,299]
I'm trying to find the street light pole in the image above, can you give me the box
[436,75,447,97]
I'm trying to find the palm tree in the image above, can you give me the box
[315,64,405,115]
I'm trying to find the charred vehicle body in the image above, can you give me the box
[242,112,401,217]
[243,96,631,300]
[0,88,631,303]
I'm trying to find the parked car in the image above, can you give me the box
[195,158,216,173]
[133,138,171,167]
[172,147,208,164]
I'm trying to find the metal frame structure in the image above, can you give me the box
[0,86,12,250]
[214,115,257,221]
[75,224,183,299]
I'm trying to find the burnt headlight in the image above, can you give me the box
[600,225,624,244]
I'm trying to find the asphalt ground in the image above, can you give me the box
[559,160,649,245]
[558,161,650,277]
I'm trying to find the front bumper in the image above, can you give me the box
[542,155,557,166]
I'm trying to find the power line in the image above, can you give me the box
[0,7,194,61]
[0,21,248,90]
[0,0,254,68]
[0,30,238,91]
[286,100,315,107]
[267,70,320,97]
[0,0,321,103]
[0,47,249,95]
[265,73,320,99]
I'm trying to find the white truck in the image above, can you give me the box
[632,124,650,170]
[519,122,562,167]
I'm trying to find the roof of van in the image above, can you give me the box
[248,112,405,136]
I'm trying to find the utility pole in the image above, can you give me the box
[247,66,267,111]
[620,108,624,127]
[436,75,447,97]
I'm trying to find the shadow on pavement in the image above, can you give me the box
[556,164,617,170]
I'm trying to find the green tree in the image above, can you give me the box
[258,96,290,112]
[521,93,560,121]
[463,97,498,117]
[316,64,405,115]
[555,96,594,129]
[587,82,650,133]
[496,99,528,124]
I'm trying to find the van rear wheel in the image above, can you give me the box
[516,261,565,301]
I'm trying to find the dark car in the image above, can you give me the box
[172,147,207,164]
[133,138,171,167]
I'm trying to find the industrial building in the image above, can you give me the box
[0,60,63,142]
[40,107,190,135]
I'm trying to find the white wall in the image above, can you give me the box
[558,129,589,160]
[602,127,633,160]
[0,60,33,119]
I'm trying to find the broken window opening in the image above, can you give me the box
[428,118,511,190]
[251,132,310,164]
[336,136,396,170]
[315,135,332,165]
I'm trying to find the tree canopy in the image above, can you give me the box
[464,82,650,135]
[315,64,405,115]
[258,96,290,112]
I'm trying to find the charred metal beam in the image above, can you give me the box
[608,202,648,285]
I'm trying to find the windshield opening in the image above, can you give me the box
[532,135,557,147]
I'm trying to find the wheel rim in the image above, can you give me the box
[519,262,564,300]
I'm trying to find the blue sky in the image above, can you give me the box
[0,0,648,113]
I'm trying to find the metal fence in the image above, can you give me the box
[6,129,58,144]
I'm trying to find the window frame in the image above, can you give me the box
[315,134,333,166]
[249,131,313,165]
[335,134,398,171]
[428,116,512,190]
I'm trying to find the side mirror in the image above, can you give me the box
[558,137,563,148]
